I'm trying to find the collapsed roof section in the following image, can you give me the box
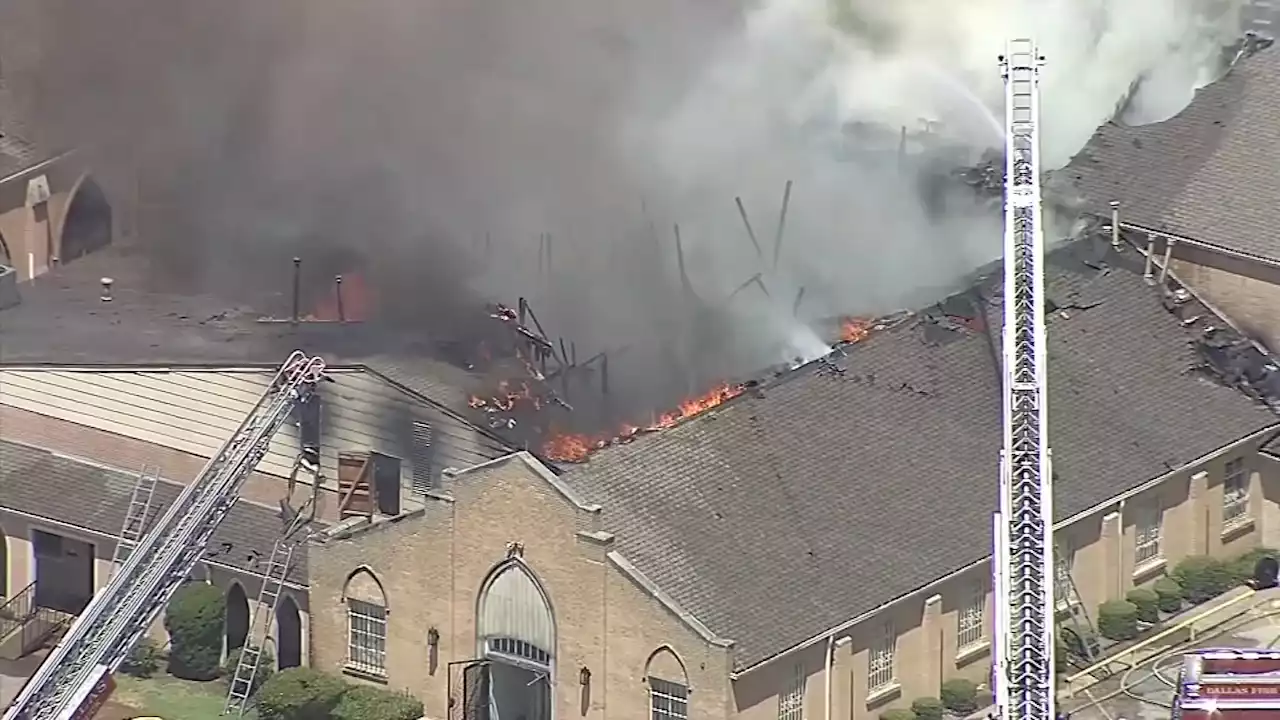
[1060,40,1280,260]
[556,229,1279,669]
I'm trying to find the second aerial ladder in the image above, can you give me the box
[2,351,327,720]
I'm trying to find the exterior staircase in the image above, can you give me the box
[0,582,74,660]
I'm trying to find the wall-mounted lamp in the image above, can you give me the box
[427,627,440,647]
[579,667,592,686]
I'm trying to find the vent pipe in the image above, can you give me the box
[291,257,302,325]
[1110,201,1121,248]
[1159,237,1177,284]
[335,275,346,322]
[1143,234,1155,283]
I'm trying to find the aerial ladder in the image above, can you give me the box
[992,40,1056,720]
[2,351,328,720]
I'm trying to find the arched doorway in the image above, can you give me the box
[276,595,302,669]
[477,560,555,720]
[59,175,112,263]
[225,583,249,652]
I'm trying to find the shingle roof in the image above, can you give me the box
[1059,42,1280,259]
[559,234,1278,669]
[0,246,480,407]
[0,438,311,584]
[0,20,40,178]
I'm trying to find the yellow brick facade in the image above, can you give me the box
[308,429,1280,720]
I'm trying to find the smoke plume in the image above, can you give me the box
[0,0,1244,409]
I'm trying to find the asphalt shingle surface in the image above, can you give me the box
[559,236,1278,669]
[0,438,310,584]
[1061,43,1280,259]
[0,246,487,411]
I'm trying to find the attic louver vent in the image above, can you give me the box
[411,420,435,494]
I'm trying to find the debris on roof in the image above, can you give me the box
[555,229,1278,668]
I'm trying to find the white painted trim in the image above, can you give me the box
[731,424,1277,677]
[1117,220,1280,269]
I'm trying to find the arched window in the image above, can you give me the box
[343,567,388,677]
[477,560,555,667]
[477,560,555,720]
[646,647,690,720]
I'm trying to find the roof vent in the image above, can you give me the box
[100,277,114,303]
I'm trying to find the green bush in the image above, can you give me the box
[223,645,276,699]
[1172,556,1236,604]
[1125,587,1160,624]
[1153,576,1183,614]
[1097,600,1140,641]
[1059,623,1098,662]
[163,582,226,681]
[257,667,347,720]
[910,697,944,720]
[940,678,979,715]
[332,685,426,720]
[120,637,164,678]
[1228,547,1278,586]
[880,710,917,720]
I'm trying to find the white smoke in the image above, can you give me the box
[619,0,1243,362]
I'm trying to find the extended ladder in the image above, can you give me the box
[4,351,327,720]
[109,466,161,577]
[1056,557,1100,666]
[223,540,296,716]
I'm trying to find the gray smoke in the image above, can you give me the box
[0,0,1244,406]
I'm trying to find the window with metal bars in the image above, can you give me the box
[778,663,805,720]
[649,677,689,720]
[347,598,388,676]
[1135,503,1163,566]
[1223,458,1250,527]
[957,582,986,650]
[867,624,896,691]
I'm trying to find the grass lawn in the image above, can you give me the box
[107,674,257,720]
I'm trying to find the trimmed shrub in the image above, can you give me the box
[1153,576,1183,614]
[120,637,164,678]
[881,710,917,720]
[910,697,945,720]
[940,678,979,715]
[332,685,426,720]
[1171,556,1235,604]
[1059,623,1098,662]
[1228,547,1278,586]
[1125,587,1160,624]
[256,667,347,720]
[1097,600,1140,641]
[163,582,226,681]
[223,645,276,699]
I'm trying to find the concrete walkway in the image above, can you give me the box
[0,650,48,710]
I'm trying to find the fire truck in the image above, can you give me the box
[1172,648,1280,720]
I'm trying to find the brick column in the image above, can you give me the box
[1100,512,1122,601]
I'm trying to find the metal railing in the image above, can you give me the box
[0,583,39,639]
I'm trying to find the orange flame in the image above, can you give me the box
[540,382,745,463]
[839,317,873,344]
[469,381,542,413]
